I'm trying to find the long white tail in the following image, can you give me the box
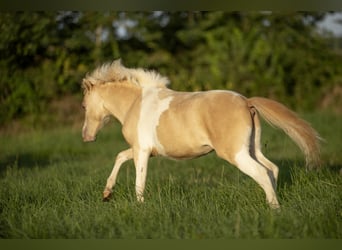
[247,97,322,169]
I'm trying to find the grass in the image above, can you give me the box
[0,112,341,238]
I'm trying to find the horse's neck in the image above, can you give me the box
[98,82,141,124]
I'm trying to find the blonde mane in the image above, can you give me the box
[82,59,170,92]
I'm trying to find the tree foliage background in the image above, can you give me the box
[1,11,341,127]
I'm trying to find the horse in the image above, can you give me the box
[81,59,321,209]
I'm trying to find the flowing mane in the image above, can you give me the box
[82,59,170,92]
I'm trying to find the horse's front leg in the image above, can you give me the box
[103,148,133,201]
[133,149,151,203]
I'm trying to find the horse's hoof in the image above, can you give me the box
[103,196,111,202]
[103,191,112,202]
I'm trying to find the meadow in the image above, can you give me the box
[0,112,341,239]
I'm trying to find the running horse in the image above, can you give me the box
[81,59,321,209]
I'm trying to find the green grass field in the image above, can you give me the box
[0,112,341,238]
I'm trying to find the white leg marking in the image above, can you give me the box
[255,151,279,188]
[134,149,150,202]
[235,148,280,209]
[103,148,133,199]
[253,111,279,189]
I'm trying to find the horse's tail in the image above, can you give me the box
[247,97,322,169]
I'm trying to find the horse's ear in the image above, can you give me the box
[82,78,93,92]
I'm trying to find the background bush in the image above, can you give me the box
[1,11,341,127]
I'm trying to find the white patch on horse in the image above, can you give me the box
[234,139,280,208]
[138,88,173,155]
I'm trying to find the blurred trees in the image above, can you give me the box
[0,11,341,126]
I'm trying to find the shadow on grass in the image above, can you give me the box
[273,159,298,189]
[273,158,342,190]
[0,152,56,176]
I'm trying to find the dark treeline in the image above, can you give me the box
[1,11,341,126]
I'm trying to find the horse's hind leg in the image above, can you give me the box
[255,152,279,190]
[233,148,280,209]
[211,105,280,208]
[216,138,280,209]
[252,110,279,188]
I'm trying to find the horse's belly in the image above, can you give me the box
[160,143,213,160]
[155,121,213,159]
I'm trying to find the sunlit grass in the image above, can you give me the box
[0,112,341,238]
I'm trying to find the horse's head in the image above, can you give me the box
[81,79,110,142]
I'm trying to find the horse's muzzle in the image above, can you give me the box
[82,125,96,142]
[83,135,96,142]
[82,130,96,142]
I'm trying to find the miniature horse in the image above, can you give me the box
[81,60,321,209]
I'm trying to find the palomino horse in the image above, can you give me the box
[81,59,321,209]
